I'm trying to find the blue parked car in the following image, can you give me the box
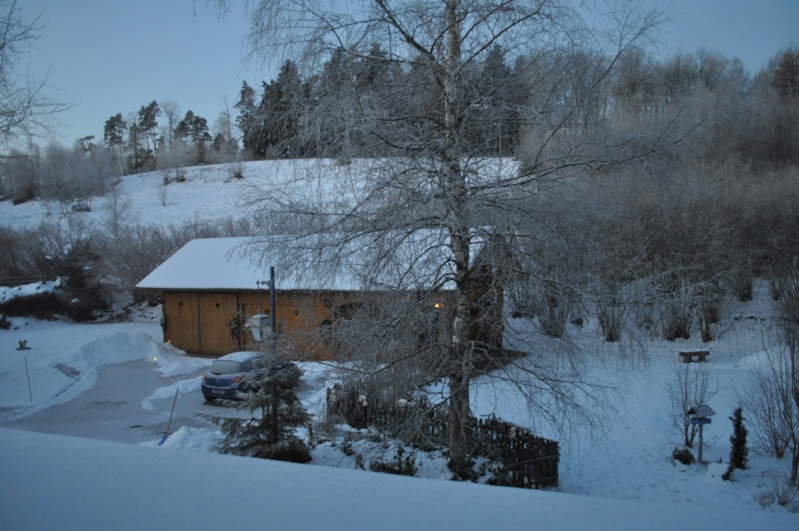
[201,351,261,402]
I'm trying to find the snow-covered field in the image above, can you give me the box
[1,161,797,529]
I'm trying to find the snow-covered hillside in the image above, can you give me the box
[1,161,798,528]
[0,160,346,230]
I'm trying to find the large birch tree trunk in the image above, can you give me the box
[442,0,474,475]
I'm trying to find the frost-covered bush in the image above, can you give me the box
[754,470,798,508]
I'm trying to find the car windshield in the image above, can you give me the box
[209,360,243,375]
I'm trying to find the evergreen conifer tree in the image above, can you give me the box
[214,355,311,463]
[729,406,749,470]
[722,406,749,481]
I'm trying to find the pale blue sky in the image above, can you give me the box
[17,0,799,147]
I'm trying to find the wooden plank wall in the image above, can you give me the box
[163,292,200,353]
[198,292,239,356]
[161,290,362,359]
[162,289,468,360]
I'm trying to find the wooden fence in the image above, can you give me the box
[326,377,558,489]
[0,276,47,287]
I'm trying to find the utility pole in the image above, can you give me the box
[269,266,279,444]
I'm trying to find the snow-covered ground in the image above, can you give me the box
[0,159,349,231]
[1,161,797,529]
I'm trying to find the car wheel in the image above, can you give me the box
[204,395,217,403]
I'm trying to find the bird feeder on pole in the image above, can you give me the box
[687,404,715,463]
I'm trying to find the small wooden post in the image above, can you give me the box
[698,424,704,463]
[25,355,32,403]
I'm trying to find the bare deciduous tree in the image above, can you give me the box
[102,185,136,243]
[228,0,677,475]
[0,0,69,149]
[665,360,719,448]
[159,100,181,150]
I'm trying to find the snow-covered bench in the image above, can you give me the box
[679,350,709,363]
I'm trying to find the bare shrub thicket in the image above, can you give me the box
[739,259,799,484]
[3,218,109,320]
[578,161,792,343]
[510,276,580,339]
[104,217,255,296]
[754,469,799,508]
[0,225,36,278]
[312,296,454,452]
[759,166,799,297]
[738,342,793,460]
[593,281,634,343]
[101,185,137,242]
[3,149,39,204]
[326,297,449,378]
[0,216,255,308]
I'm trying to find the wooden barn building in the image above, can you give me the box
[136,236,504,360]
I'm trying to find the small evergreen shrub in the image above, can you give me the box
[723,407,749,481]
[253,436,312,463]
[672,447,695,465]
[729,407,749,470]
[484,462,515,487]
[0,314,10,329]
[369,445,417,477]
[0,292,67,320]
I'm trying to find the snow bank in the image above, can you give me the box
[1,427,795,531]
[0,329,202,419]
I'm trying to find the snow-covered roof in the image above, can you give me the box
[135,235,461,292]
[137,238,267,291]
